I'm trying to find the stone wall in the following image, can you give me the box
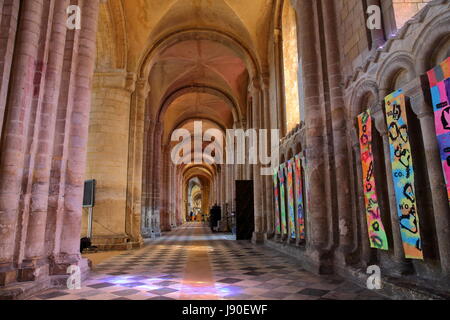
[269,0,450,298]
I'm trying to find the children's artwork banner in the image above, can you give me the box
[294,154,305,240]
[286,160,296,239]
[357,110,388,250]
[273,168,281,235]
[279,164,288,236]
[427,57,450,206]
[385,90,423,260]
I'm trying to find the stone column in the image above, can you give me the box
[43,0,100,276]
[85,71,134,249]
[0,0,20,138]
[411,94,450,275]
[160,145,171,231]
[169,162,174,228]
[373,105,412,275]
[22,0,69,278]
[151,122,163,237]
[322,0,355,265]
[219,166,224,207]
[350,125,375,267]
[125,78,149,247]
[177,169,183,225]
[252,78,266,244]
[230,164,235,212]
[293,0,330,272]
[262,74,275,238]
[142,118,156,237]
[59,0,100,260]
[0,0,45,286]
[46,0,82,270]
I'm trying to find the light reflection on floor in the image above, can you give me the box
[29,223,387,300]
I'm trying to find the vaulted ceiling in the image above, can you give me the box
[96,0,275,184]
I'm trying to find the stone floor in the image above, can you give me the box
[29,223,387,300]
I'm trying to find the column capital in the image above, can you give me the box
[93,70,136,92]
[249,76,262,91]
[410,92,433,117]
[274,28,282,44]
[372,105,388,135]
[136,78,151,97]
[261,72,270,89]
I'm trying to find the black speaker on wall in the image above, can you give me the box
[83,179,96,208]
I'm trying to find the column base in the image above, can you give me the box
[0,266,17,287]
[252,232,267,244]
[265,240,333,275]
[265,232,275,240]
[334,245,360,268]
[91,234,143,251]
[287,237,296,245]
[304,244,334,275]
[18,262,49,283]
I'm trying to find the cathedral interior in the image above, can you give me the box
[1,0,450,301]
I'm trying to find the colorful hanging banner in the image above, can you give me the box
[385,90,423,260]
[286,160,296,239]
[294,154,305,240]
[427,57,450,206]
[357,110,389,250]
[273,168,281,235]
[279,164,288,236]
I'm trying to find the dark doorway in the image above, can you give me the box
[235,180,255,240]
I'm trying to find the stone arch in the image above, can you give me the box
[157,85,242,124]
[350,79,380,118]
[96,0,127,70]
[377,53,415,88]
[169,117,227,139]
[182,163,216,178]
[376,52,416,91]
[137,28,261,81]
[413,10,450,73]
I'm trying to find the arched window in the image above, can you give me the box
[281,0,302,134]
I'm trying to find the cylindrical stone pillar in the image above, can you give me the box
[0,0,45,285]
[24,0,69,268]
[252,79,266,243]
[60,0,100,258]
[293,0,329,261]
[321,0,355,264]
[0,0,20,139]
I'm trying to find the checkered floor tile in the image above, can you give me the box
[28,223,388,300]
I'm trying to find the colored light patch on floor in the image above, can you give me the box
[28,223,387,301]
[384,90,423,260]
